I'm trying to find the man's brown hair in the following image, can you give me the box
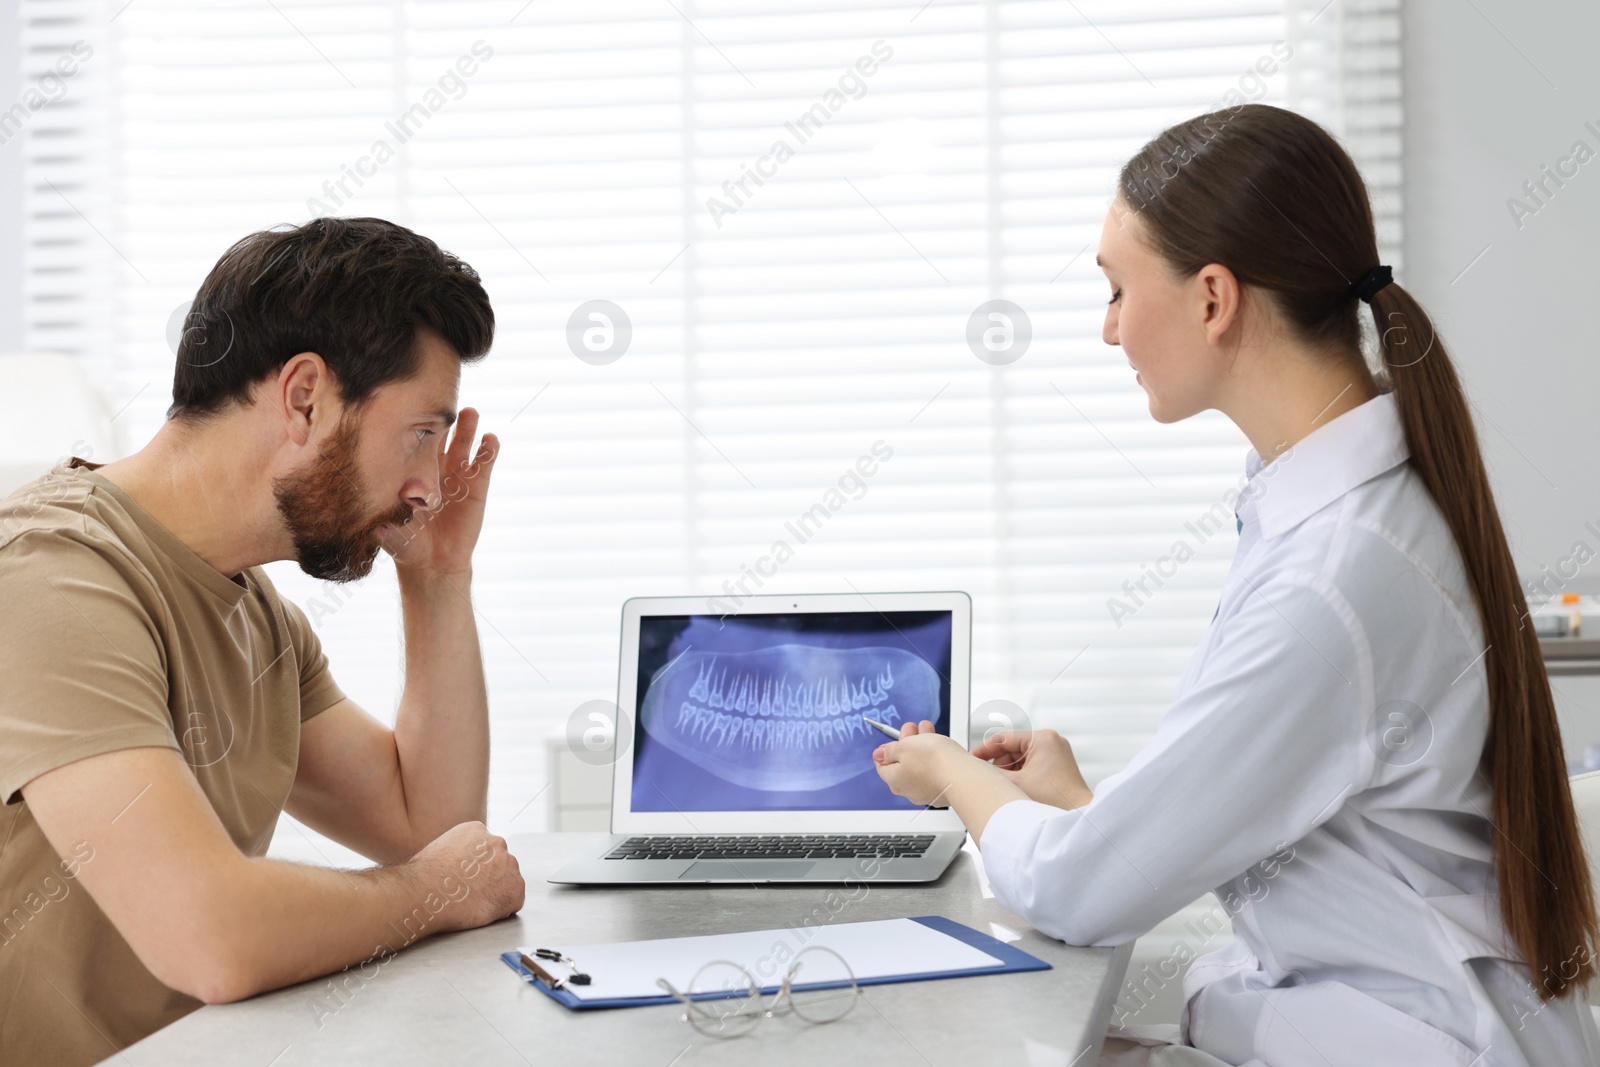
[168,216,494,418]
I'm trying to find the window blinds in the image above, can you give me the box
[18,0,1402,841]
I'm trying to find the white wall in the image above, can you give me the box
[1403,0,1600,761]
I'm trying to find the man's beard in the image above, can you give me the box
[273,412,412,583]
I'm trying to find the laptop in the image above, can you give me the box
[549,591,972,885]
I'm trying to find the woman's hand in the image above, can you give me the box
[872,720,969,807]
[969,728,1093,811]
[873,721,1050,845]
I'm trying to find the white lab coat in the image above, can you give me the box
[980,392,1600,1066]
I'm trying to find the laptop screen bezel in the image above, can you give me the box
[608,591,972,835]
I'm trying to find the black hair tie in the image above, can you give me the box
[1351,264,1393,303]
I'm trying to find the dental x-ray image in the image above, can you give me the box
[630,611,953,812]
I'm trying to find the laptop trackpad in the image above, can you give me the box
[680,860,815,880]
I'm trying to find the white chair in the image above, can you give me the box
[0,352,128,497]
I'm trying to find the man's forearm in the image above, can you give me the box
[208,854,458,1002]
[392,567,490,843]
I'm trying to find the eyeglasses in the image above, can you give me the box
[655,946,859,1038]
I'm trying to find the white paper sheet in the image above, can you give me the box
[519,917,1005,1002]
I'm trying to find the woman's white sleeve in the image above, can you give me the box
[979,574,1373,944]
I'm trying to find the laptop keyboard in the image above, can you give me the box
[604,834,937,861]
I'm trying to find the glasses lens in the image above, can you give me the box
[786,947,859,1024]
[684,961,763,1038]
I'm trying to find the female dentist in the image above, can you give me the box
[874,104,1600,1066]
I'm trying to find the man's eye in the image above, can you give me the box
[1107,288,1123,305]
[416,429,435,443]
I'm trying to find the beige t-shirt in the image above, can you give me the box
[0,458,346,1066]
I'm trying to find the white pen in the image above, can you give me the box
[862,716,902,740]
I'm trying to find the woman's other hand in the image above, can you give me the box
[970,728,1093,811]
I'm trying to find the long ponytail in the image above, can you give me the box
[1374,283,1597,999]
[1119,103,1597,999]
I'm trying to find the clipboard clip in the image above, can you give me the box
[518,949,592,990]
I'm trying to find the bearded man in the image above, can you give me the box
[0,217,526,1066]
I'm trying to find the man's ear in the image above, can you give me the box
[1196,263,1243,348]
[276,353,333,447]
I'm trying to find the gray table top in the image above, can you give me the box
[107,833,1132,1067]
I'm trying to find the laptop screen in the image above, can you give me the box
[630,610,953,812]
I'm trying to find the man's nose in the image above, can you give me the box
[403,469,442,512]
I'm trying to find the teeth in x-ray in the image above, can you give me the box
[639,644,941,792]
[683,657,898,719]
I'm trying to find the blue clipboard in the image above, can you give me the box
[499,915,1050,1010]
